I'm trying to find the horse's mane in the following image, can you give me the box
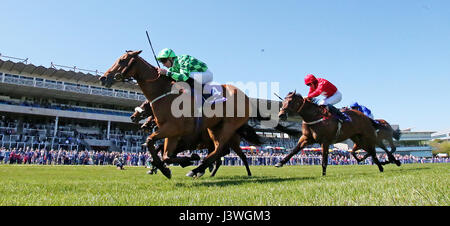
[288,92,319,106]
[137,56,158,70]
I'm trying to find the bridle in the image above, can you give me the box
[114,55,160,83]
[284,95,325,125]
[296,97,307,114]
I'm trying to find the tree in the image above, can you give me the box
[431,140,450,155]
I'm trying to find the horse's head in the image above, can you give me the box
[100,50,143,88]
[278,90,305,121]
[130,101,153,124]
[130,107,145,124]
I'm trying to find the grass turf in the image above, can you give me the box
[0,163,448,206]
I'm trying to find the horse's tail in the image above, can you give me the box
[393,128,402,141]
[237,124,263,146]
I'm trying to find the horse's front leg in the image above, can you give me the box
[145,130,172,179]
[147,144,163,175]
[276,135,311,168]
[321,142,331,176]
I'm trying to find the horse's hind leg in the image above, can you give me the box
[369,148,384,173]
[385,138,401,166]
[230,136,252,177]
[187,124,235,178]
[377,141,392,165]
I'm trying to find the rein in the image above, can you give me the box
[150,90,179,107]
[296,98,325,125]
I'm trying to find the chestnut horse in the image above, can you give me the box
[277,91,385,176]
[130,100,255,177]
[100,50,257,179]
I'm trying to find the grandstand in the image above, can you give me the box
[0,55,435,157]
[432,131,450,142]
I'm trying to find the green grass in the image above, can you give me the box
[0,163,448,206]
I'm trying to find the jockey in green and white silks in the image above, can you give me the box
[156,48,213,85]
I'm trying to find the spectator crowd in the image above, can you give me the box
[1,146,448,167]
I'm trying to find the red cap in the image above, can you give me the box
[304,74,318,85]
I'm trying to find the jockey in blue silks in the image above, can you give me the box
[350,102,374,119]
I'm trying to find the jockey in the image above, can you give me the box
[350,102,374,119]
[156,48,223,102]
[304,74,350,122]
[156,48,212,84]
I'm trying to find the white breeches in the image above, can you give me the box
[318,91,342,106]
[190,69,213,84]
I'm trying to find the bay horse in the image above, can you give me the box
[350,119,402,166]
[277,91,385,176]
[100,50,259,179]
[130,100,255,177]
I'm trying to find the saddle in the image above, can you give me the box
[200,84,228,105]
[320,105,352,123]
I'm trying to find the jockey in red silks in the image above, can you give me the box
[304,74,351,122]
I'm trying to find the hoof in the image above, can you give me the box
[161,167,172,179]
[196,171,205,178]
[146,170,154,175]
[275,163,283,168]
[186,171,195,178]
[395,160,402,167]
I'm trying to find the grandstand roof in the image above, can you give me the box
[0,58,140,91]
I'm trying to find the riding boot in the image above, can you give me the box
[327,105,351,122]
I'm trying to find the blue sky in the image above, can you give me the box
[1,0,449,132]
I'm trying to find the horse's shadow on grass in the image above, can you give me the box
[175,175,319,188]
[173,166,431,187]
[389,166,431,173]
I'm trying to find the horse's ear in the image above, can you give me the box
[132,50,143,56]
[294,90,296,94]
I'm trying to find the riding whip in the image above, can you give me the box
[274,93,283,101]
[145,30,161,68]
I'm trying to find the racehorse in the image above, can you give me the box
[350,119,402,166]
[100,50,260,179]
[130,100,255,177]
[277,91,385,176]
